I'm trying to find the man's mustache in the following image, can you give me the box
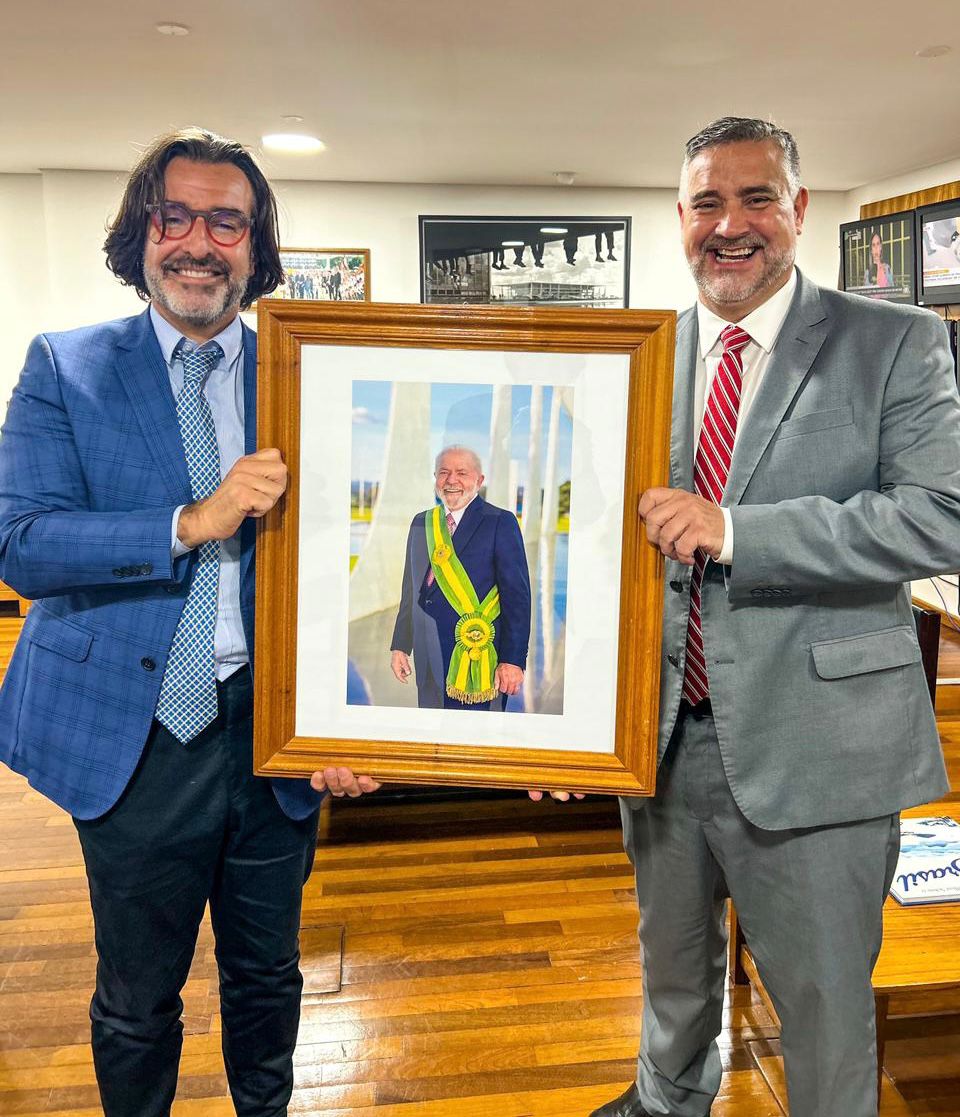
[161,255,229,276]
[702,237,765,252]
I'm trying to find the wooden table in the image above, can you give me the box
[872,802,960,1085]
[733,800,960,1106]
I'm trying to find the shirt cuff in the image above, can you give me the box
[171,506,192,558]
[716,507,734,565]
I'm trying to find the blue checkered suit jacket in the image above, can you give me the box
[0,309,319,820]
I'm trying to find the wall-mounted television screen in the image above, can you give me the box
[916,198,960,307]
[840,210,915,304]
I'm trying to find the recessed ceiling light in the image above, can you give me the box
[916,44,952,58]
[280,114,304,124]
[261,133,326,154]
[553,171,576,186]
[155,22,190,35]
[540,226,568,234]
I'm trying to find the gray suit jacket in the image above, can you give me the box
[639,270,960,831]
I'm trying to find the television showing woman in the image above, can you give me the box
[865,231,893,288]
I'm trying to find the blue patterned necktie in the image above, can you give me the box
[155,341,223,743]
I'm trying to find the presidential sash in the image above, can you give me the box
[425,505,501,704]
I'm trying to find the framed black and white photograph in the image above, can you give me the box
[419,216,631,308]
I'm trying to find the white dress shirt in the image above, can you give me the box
[150,306,248,679]
[695,268,797,563]
[445,493,479,527]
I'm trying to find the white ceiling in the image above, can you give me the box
[4,0,959,191]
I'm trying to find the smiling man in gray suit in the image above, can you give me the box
[590,118,960,1117]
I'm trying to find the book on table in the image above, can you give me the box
[890,816,960,906]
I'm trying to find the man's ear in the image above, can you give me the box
[793,187,809,235]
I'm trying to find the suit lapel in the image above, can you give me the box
[115,309,191,502]
[671,309,698,492]
[450,496,485,556]
[724,272,829,507]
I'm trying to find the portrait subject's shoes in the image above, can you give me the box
[589,1083,654,1117]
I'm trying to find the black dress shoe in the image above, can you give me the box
[589,1083,652,1117]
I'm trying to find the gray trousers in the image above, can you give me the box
[619,710,900,1117]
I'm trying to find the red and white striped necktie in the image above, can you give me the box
[682,324,751,706]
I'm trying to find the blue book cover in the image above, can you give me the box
[890,816,960,906]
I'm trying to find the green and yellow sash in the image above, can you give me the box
[425,505,501,704]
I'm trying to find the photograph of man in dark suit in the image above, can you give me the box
[580,117,960,1117]
[0,127,379,1117]
[390,445,531,710]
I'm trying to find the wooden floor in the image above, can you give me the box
[1,614,959,1116]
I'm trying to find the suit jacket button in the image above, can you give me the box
[141,657,156,671]
[670,580,684,593]
[164,585,178,594]
[667,654,680,668]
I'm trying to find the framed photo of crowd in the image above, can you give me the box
[253,299,673,796]
[271,247,371,302]
[420,216,631,308]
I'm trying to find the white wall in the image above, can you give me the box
[2,164,953,614]
[0,175,53,382]
[273,180,698,310]
[845,155,960,215]
[0,170,851,416]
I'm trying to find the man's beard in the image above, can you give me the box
[438,483,479,510]
[690,237,794,309]
[145,253,249,330]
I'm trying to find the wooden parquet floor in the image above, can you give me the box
[0,611,958,1116]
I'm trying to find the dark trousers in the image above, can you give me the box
[74,668,320,1117]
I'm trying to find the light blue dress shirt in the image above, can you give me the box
[149,305,248,679]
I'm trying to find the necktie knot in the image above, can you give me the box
[178,342,223,388]
[720,324,751,356]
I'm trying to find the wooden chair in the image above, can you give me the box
[728,605,943,1103]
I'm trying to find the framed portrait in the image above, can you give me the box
[270,247,371,302]
[254,300,674,796]
[419,215,630,308]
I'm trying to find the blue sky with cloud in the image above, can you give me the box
[352,381,572,490]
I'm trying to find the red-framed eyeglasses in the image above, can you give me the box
[146,202,254,247]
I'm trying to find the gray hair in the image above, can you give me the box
[681,116,802,199]
[434,445,483,473]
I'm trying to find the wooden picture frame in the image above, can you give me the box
[254,300,674,796]
[266,247,371,303]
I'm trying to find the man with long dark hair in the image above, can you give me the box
[0,127,379,1117]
